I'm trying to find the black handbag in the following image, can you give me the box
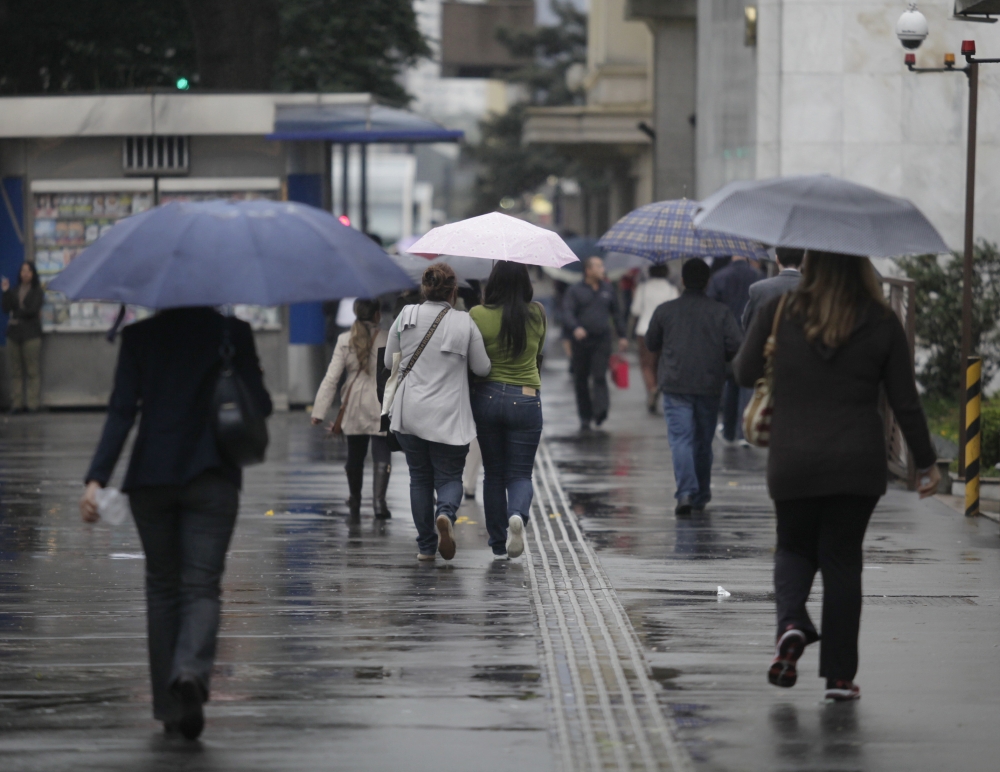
[213,319,269,467]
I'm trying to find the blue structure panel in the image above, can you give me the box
[0,177,25,345]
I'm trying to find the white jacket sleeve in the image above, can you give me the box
[312,337,348,420]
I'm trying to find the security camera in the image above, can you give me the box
[897,3,929,50]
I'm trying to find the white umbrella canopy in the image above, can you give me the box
[407,212,580,268]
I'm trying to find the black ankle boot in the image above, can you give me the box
[373,462,392,519]
[346,467,363,517]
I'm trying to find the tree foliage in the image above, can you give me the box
[274,0,429,104]
[0,0,196,92]
[899,241,1000,398]
[0,0,428,99]
[466,1,595,215]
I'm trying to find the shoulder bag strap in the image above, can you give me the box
[763,293,789,364]
[398,306,450,385]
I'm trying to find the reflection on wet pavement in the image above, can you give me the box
[1,358,998,772]
[540,363,1000,772]
[0,413,549,771]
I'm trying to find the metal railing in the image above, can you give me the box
[883,276,918,489]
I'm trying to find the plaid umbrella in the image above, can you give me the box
[598,199,767,264]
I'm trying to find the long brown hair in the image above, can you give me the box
[787,251,888,349]
[349,299,380,373]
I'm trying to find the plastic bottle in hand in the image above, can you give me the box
[95,488,131,526]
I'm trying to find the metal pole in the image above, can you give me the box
[341,143,350,219]
[959,61,978,478]
[323,142,333,212]
[360,143,368,234]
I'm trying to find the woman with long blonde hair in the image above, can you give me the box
[312,299,392,518]
[734,251,939,702]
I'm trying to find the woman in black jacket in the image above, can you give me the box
[734,252,939,702]
[1,262,45,412]
[79,308,272,740]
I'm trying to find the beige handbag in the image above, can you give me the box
[742,294,789,448]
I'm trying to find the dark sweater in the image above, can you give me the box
[733,295,936,501]
[563,280,626,338]
[644,289,743,396]
[86,308,272,492]
[2,285,44,342]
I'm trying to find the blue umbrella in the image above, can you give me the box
[48,200,415,308]
[598,199,768,264]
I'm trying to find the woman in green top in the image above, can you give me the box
[469,261,546,559]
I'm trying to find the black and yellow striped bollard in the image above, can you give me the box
[965,356,981,518]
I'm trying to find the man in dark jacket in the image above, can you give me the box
[80,307,272,740]
[646,259,742,514]
[742,247,804,329]
[708,254,763,444]
[563,256,627,430]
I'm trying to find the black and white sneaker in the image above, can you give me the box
[768,628,806,688]
[824,679,861,702]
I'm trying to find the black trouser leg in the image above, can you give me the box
[589,335,611,421]
[371,435,392,518]
[817,495,877,680]
[345,435,369,511]
[774,495,878,681]
[774,502,822,643]
[571,341,594,421]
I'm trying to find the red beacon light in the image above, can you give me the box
[962,40,976,57]
[338,214,351,227]
[905,53,917,66]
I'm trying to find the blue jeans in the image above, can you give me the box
[472,382,543,555]
[128,471,239,722]
[396,433,469,555]
[662,393,720,508]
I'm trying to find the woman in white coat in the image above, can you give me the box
[385,264,492,561]
[312,299,392,518]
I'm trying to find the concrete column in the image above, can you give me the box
[626,1,697,201]
[652,20,697,200]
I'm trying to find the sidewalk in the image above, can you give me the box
[541,360,1000,771]
[0,359,997,771]
[0,413,551,771]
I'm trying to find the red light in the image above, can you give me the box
[905,53,916,66]
[338,214,351,227]
[962,40,976,56]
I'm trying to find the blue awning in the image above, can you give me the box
[268,104,464,143]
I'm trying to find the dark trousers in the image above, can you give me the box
[720,375,752,441]
[129,471,239,722]
[571,334,611,422]
[345,434,391,474]
[471,382,543,555]
[396,433,469,555]
[773,495,879,681]
[662,392,720,508]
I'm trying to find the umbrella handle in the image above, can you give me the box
[105,305,127,343]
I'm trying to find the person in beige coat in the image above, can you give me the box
[311,299,392,518]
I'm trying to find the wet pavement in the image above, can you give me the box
[0,358,998,771]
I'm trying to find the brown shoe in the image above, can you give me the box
[436,514,456,560]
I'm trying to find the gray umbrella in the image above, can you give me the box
[693,175,949,258]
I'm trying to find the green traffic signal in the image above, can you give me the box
[176,78,190,90]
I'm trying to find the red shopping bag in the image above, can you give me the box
[609,354,629,389]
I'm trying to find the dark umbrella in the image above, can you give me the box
[48,200,415,307]
[693,175,949,257]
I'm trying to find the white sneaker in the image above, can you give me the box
[506,515,525,559]
[492,552,509,561]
